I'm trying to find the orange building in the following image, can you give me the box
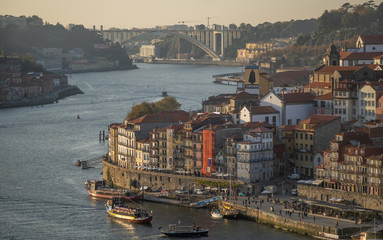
[202,129,215,177]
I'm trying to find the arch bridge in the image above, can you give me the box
[100,27,242,61]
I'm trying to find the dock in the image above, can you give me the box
[143,192,222,208]
[212,72,244,85]
[222,197,375,240]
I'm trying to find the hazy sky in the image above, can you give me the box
[2,0,382,30]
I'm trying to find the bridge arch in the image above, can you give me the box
[117,30,222,61]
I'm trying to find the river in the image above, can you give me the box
[0,63,312,239]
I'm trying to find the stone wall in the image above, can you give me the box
[298,184,383,212]
[223,201,340,238]
[103,160,237,191]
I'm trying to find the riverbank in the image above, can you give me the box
[0,85,83,109]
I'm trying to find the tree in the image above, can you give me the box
[127,97,181,119]
[229,24,237,29]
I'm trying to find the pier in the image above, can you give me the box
[212,72,244,85]
[222,196,375,240]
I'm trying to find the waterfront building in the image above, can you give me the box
[280,125,296,168]
[109,111,189,169]
[294,115,341,177]
[236,127,274,183]
[222,135,243,180]
[202,124,242,177]
[260,91,315,126]
[136,137,151,167]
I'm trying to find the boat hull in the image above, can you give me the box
[106,209,152,224]
[85,188,142,201]
[161,230,209,237]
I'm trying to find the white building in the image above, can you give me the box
[236,127,273,183]
[358,81,383,121]
[239,105,280,126]
[260,91,315,126]
[139,45,160,57]
[340,35,383,66]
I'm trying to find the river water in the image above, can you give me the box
[0,63,312,239]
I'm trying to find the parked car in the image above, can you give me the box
[238,192,246,196]
[175,189,184,194]
[140,186,151,192]
[288,173,300,180]
[151,187,162,192]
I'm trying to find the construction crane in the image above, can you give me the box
[206,17,217,28]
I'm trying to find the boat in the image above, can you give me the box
[106,197,152,224]
[220,204,238,219]
[162,91,168,97]
[84,180,142,201]
[210,208,223,219]
[160,221,209,237]
[75,160,81,166]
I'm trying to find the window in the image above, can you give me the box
[265,116,269,123]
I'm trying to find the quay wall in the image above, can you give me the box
[223,201,341,239]
[298,184,383,212]
[102,160,236,190]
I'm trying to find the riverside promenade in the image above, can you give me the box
[223,195,375,239]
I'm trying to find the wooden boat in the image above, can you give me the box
[75,160,81,166]
[220,204,238,219]
[160,222,209,237]
[106,198,152,224]
[85,180,142,201]
[211,208,223,219]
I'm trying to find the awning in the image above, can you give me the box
[312,180,323,185]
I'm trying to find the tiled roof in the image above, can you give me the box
[127,113,189,124]
[249,126,273,133]
[342,52,383,60]
[360,35,383,44]
[314,92,333,100]
[270,70,310,87]
[231,91,258,100]
[339,51,352,59]
[280,125,296,131]
[296,114,340,130]
[248,105,279,114]
[315,65,362,74]
[282,92,315,103]
[305,82,331,89]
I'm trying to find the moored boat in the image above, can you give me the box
[84,180,142,201]
[220,204,238,219]
[106,198,152,224]
[160,222,209,237]
[210,208,223,219]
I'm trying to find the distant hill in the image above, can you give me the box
[0,17,134,68]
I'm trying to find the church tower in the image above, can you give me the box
[323,44,340,66]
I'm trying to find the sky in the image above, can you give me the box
[1,0,382,30]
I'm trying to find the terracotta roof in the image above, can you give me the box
[249,126,273,133]
[315,65,362,74]
[282,92,315,103]
[305,82,331,89]
[127,113,189,124]
[280,125,296,131]
[296,115,340,130]
[248,106,279,115]
[231,91,258,100]
[360,35,383,44]
[270,70,310,87]
[342,52,383,60]
[339,51,352,59]
[314,92,333,100]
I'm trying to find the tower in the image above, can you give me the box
[323,44,340,66]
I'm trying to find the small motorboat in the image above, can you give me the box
[211,208,223,219]
[106,197,152,224]
[160,221,209,237]
[75,160,81,167]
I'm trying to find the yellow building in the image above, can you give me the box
[136,138,150,167]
